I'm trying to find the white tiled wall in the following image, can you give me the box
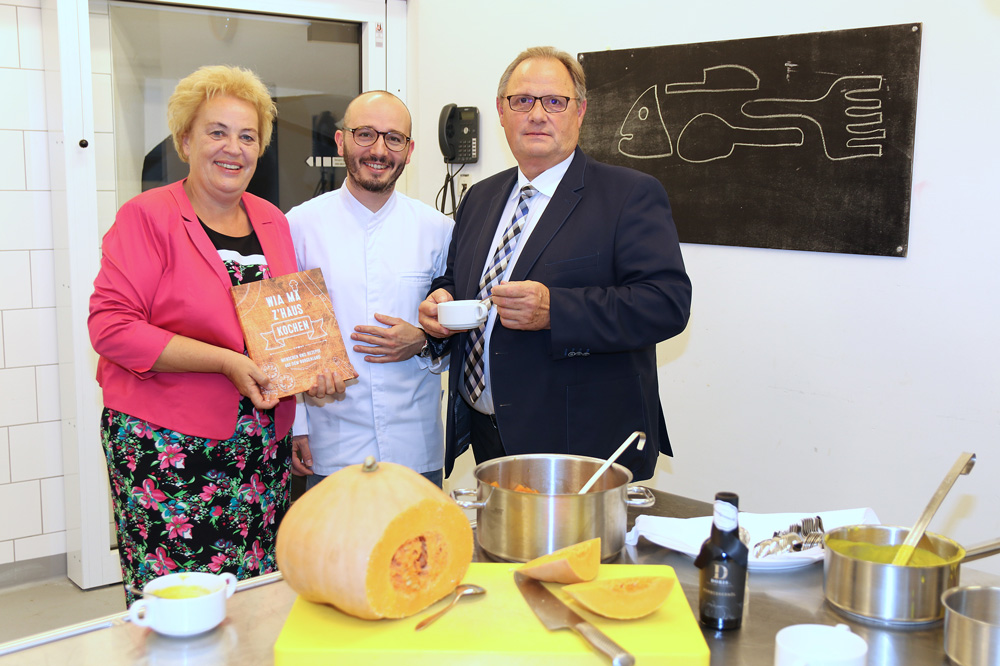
[0,427,9,484]
[0,0,66,565]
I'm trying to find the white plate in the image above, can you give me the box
[626,508,881,572]
[442,322,482,331]
[748,549,823,571]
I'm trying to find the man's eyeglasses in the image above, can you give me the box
[345,126,411,152]
[505,95,577,113]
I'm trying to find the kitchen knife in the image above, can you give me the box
[513,572,635,666]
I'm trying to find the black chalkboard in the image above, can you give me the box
[578,23,921,257]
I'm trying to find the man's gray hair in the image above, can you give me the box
[496,46,587,102]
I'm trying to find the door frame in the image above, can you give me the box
[42,0,406,589]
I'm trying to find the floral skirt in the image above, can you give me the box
[101,398,291,606]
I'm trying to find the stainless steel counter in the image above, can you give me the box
[1,489,991,665]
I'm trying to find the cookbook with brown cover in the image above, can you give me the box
[230,268,357,400]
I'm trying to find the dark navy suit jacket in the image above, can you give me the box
[431,148,692,480]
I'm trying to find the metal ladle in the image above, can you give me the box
[414,584,486,631]
[891,451,976,566]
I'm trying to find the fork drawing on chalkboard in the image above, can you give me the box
[741,75,886,160]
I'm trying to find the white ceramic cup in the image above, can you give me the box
[774,623,867,666]
[437,299,489,330]
[129,571,238,637]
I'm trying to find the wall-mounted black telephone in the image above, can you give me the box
[438,103,479,164]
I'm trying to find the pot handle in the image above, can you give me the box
[625,485,656,508]
[450,488,486,510]
[962,537,1000,563]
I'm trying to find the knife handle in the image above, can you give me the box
[573,621,636,666]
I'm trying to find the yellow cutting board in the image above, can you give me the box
[274,563,709,665]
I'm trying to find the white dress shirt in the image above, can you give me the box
[463,152,575,415]
[287,187,453,474]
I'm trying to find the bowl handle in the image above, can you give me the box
[625,485,656,508]
[129,599,152,627]
[450,487,485,510]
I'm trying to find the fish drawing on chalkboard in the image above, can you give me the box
[579,23,920,257]
[618,85,674,159]
[616,64,885,164]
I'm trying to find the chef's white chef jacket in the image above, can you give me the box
[287,186,453,475]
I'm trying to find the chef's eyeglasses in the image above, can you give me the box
[345,126,411,152]
[505,95,578,113]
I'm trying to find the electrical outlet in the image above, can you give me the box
[457,174,472,190]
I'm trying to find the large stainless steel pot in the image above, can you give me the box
[450,453,655,563]
[823,524,1000,626]
[942,586,1000,666]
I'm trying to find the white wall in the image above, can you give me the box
[412,0,1000,575]
[0,0,68,568]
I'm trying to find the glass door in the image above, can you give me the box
[109,1,362,213]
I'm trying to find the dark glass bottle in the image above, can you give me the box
[693,491,748,630]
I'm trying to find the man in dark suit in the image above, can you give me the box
[419,46,691,481]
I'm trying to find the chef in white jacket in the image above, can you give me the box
[286,91,453,487]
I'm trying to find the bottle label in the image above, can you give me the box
[700,560,747,622]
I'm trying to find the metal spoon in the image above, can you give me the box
[578,431,645,494]
[414,584,486,631]
[891,451,976,566]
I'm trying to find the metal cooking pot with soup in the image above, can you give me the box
[450,453,655,562]
[823,524,1000,626]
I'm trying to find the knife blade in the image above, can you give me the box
[513,572,635,666]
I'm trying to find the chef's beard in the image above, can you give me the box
[343,142,406,194]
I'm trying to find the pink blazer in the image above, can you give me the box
[88,180,298,440]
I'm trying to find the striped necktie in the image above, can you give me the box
[463,185,538,404]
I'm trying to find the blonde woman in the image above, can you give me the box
[89,65,343,605]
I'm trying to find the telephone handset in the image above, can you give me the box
[438,104,479,164]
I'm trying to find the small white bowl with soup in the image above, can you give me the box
[129,571,238,636]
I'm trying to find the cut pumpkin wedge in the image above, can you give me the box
[564,576,676,619]
[517,538,601,584]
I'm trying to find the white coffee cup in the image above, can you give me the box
[774,623,867,666]
[129,571,238,637]
[437,299,490,330]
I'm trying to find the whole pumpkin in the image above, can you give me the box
[276,457,473,619]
